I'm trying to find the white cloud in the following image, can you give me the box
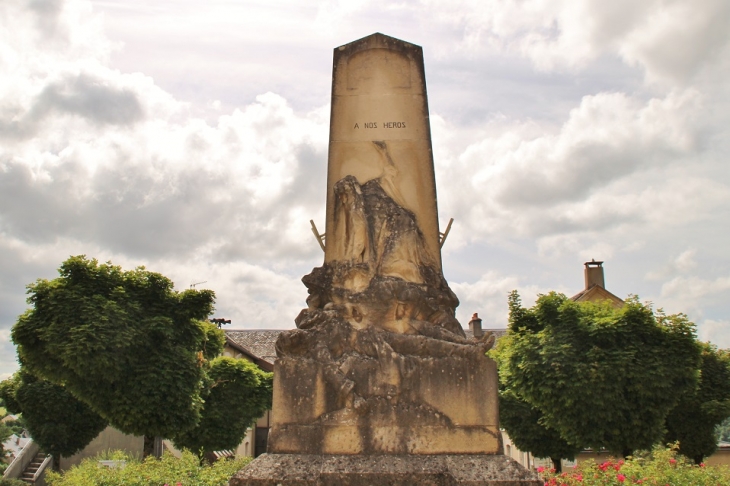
[0,328,10,344]
[451,271,547,327]
[427,0,730,85]
[2,0,730,375]
[434,86,712,253]
[646,248,698,281]
[659,274,730,319]
[698,319,730,349]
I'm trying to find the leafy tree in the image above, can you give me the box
[0,377,21,414]
[0,422,12,466]
[499,291,700,458]
[1,416,26,437]
[172,357,273,455]
[0,382,27,438]
[717,416,730,442]
[12,256,220,438]
[665,342,730,463]
[8,256,273,457]
[499,391,580,472]
[493,332,581,471]
[0,372,108,460]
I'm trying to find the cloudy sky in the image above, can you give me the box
[2,0,729,378]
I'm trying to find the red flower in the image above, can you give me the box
[537,466,545,473]
[617,473,626,482]
[669,458,677,465]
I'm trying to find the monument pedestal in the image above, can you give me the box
[267,323,501,456]
[230,453,541,485]
[231,322,541,485]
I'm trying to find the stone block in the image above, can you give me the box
[268,331,501,455]
[230,454,542,485]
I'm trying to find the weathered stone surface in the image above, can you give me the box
[230,454,542,485]
[302,175,462,336]
[318,32,459,337]
[325,33,441,271]
[270,315,499,455]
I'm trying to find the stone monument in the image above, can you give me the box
[231,33,541,485]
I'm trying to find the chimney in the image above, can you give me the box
[584,259,605,289]
[468,313,483,338]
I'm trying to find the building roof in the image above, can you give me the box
[570,285,624,308]
[224,327,508,367]
[2,434,31,458]
[225,330,282,369]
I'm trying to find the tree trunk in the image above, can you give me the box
[143,436,163,458]
[551,457,562,473]
[694,455,704,465]
[154,436,163,458]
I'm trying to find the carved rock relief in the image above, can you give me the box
[300,141,461,337]
[274,140,500,432]
[274,314,498,439]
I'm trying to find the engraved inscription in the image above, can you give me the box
[353,121,407,129]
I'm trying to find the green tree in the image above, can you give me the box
[12,256,219,438]
[492,332,581,471]
[172,357,273,456]
[665,342,730,463]
[1,415,26,437]
[0,390,26,438]
[8,256,273,456]
[0,372,108,461]
[0,377,21,415]
[0,423,12,468]
[500,291,700,458]
[717,416,730,442]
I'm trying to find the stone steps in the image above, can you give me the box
[20,452,50,484]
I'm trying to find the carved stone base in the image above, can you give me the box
[269,321,501,455]
[229,453,542,485]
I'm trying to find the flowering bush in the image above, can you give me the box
[45,450,251,486]
[539,446,730,485]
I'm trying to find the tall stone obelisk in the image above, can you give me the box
[231,33,541,486]
[325,33,441,269]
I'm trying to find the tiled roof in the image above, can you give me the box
[224,327,508,364]
[570,285,624,308]
[225,330,282,365]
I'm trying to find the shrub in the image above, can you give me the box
[540,446,730,485]
[0,479,28,486]
[45,450,251,486]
